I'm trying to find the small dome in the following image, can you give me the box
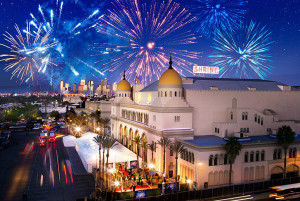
[117,79,131,90]
[117,71,131,90]
[158,56,182,85]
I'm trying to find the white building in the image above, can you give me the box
[110,57,300,189]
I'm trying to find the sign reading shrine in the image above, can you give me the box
[193,66,219,74]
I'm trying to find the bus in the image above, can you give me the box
[270,183,300,200]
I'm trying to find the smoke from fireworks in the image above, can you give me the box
[209,21,273,79]
[189,0,246,38]
[93,0,201,85]
[0,23,57,84]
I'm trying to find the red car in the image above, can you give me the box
[39,133,46,146]
[48,132,56,143]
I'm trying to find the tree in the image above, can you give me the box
[171,139,185,189]
[50,110,61,121]
[74,112,87,127]
[277,125,295,178]
[224,137,242,186]
[157,137,172,175]
[141,140,148,164]
[102,136,118,189]
[100,118,110,134]
[90,111,101,129]
[65,108,76,123]
[147,141,156,162]
[134,135,143,170]
[93,135,105,182]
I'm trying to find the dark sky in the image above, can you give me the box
[0,0,299,90]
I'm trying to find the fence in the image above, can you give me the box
[120,176,300,201]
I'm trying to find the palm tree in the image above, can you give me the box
[224,137,242,186]
[157,137,172,175]
[90,111,101,130]
[277,125,295,178]
[102,136,118,189]
[171,139,185,189]
[93,135,104,181]
[141,140,148,163]
[133,135,143,170]
[100,118,110,134]
[147,141,156,162]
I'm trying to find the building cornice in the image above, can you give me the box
[115,103,193,113]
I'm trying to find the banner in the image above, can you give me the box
[193,66,219,74]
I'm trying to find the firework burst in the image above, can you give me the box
[209,21,273,79]
[189,0,246,38]
[0,23,57,84]
[93,0,201,85]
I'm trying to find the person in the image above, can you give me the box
[23,192,27,201]
[133,185,136,192]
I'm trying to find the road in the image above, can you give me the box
[0,129,91,201]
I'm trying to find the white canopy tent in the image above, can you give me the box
[63,132,141,173]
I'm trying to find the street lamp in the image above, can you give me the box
[75,127,81,132]
[148,163,155,169]
[96,127,100,134]
[187,179,191,191]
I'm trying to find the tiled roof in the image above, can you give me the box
[139,77,298,92]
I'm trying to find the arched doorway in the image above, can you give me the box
[141,133,147,162]
[133,130,139,153]
[129,129,134,151]
[270,166,284,180]
[287,164,299,178]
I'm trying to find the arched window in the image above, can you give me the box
[255,114,257,122]
[230,112,233,120]
[180,152,183,159]
[256,151,260,161]
[245,112,248,120]
[224,154,228,165]
[278,149,282,159]
[125,93,127,97]
[170,91,172,97]
[191,153,194,164]
[185,151,188,161]
[119,94,121,97]
[293,148,297,158]
[214,155,218,166]
[188,152,192,162]
[209,155,213,166]
[249,167,254,181]
[242,112,245,120]
[250,151,254,162]
[258,116,261,124]
[261,150,265,161]
[175,91,177,97]
[170,145,173,156]
[273,149,278,160]
[165,91,167,97]
[179,91,181,97]
[289,148,293,158]
[244,152,249,163]
[261,117,263,125]
[161,91,163,97]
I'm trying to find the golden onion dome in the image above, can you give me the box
[117,71,131,90]
[158,56,182,85]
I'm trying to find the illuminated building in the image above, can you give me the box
[60,80,64,92]
[110,57,300,188]
[74,83,77,92]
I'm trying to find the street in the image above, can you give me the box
[0,129,91,201]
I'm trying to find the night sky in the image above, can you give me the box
[0,0,299,90]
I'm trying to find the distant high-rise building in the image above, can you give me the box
[74,83,77,92]
[88,80,94,95]
[65,83,69,90]
[112,82,117,91]
[60,80,64,92]
[78,85,84,94]
[80,79,85,86]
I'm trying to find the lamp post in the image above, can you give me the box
[96,127,100,134]
[75,126,81,137]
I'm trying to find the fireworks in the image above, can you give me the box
[0,23,57,84]
[1,0,102,85]
[189,0,246,38]
[209,21,273,79]
[93,0,201,85]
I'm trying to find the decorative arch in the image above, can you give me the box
[270,166,284,180]
[119,124,123,144]
[287,164,299,178]
[124,126,128,147]
[141,133,147,162]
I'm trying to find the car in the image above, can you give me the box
[33,123,42,130]
[39,133,46,146]
[48,132,56,143]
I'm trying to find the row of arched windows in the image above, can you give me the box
[273,149,282,160]
[180,150,194,164]
[158,90,181,98]
[244,166,265,182]
[242,112,248,120]
[245,150,265,163]
[289,147,297,158]
[209,154,228,166]
[121,110,149,124]
[254,114,263,125]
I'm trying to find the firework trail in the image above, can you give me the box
[209,21,273,79]
[189,0,246,38]
[93,0,201,85]
[0,23,57,84]
[0,0,102,85]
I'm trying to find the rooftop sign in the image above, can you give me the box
[193,66,219,74]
